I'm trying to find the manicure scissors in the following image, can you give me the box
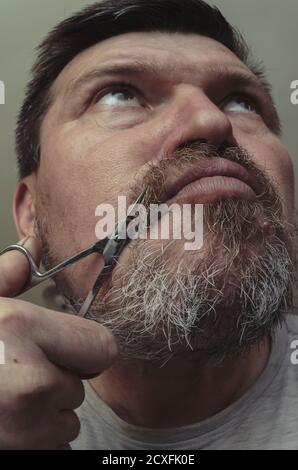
[0,191,146,318]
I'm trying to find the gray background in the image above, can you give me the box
[0,0,297,306]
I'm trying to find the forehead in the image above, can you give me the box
[52,31,251,94]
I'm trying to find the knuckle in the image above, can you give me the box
[18,368,59,401]
[33,371,59,397]
[61,410,81,443]
[0,299,31,333]
[61,372,85,409]
[72,378,85,409]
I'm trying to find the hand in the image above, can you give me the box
[0,236,118,449]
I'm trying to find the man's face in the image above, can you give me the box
[33,31,295,362]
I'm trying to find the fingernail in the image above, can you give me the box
[19,235,31,246]
[20,236,37,254]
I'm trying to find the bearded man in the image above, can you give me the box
[0,0,297,450]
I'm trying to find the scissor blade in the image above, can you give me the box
[79,191,146,318]
[78,264,111,317]
[113,189,146,240]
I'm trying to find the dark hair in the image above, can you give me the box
[15,0,276,178]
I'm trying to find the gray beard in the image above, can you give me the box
[37,142,297,366]
[67,198,296,366]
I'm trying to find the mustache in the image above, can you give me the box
[130,140,281,212]
[127,140,298,266]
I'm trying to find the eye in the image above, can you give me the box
[223,95,257,113]
[93,85,144,107]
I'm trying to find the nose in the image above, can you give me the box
[157,85,236,159]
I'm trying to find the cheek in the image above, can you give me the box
[239,134,295,222]
[37,122,161,249]
[39,117,166,199]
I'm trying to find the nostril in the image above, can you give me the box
[217,140,233,154]
[177,138,208,152]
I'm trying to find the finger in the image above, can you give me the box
[53,369,85,410]
[0,236,42,297]
[56,410,81,445]
[36,410,80,449]
[14,300,119,377]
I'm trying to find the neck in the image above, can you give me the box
[89,337,270,428]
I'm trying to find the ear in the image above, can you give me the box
[13,175,37,239]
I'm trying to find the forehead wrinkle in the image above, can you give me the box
[57,55,261,99]
[46,43,279,132]
[65,58,163,96]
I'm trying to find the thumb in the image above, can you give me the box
[0,236,42,297]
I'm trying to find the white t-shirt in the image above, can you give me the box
[72,315,298,450]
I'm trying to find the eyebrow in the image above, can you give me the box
[66,60,161,95]
[64,59,280,132]
[67,59,268,91]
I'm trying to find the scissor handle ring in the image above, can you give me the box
[0,244,41,288]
